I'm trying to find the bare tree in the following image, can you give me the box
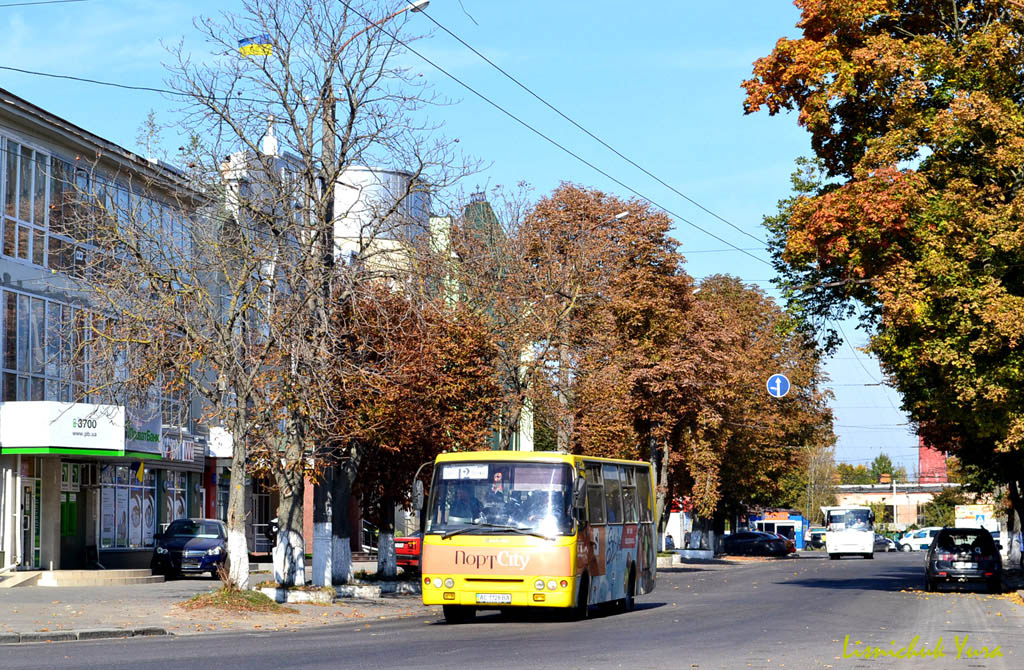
[72,0,472,589]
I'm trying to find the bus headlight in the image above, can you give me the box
[547,580,557,590]
[432,578,443,588]
[444,578,454,588]
[534,579,545,590]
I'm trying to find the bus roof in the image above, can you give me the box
[433,451,649,467]
[820,505,872,513]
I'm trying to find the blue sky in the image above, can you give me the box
[0,0,921,475]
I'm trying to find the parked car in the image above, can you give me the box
[924,527,1002,593]
[874,534,896,552]
[722,531,789,557]
[899,527,942,551]
[807,531,826,550]
[151,518,227,578]
[775,532,797,554]
[395,531,422,571]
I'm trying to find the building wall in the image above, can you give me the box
[918,437,948,483]
[0,89,207,571]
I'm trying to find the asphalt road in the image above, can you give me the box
[4,553,1022,669]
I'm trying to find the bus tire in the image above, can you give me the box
[829,553,838,560]
[864,553,873,559]
[442,605,475,624]
[622,566,636,613]
[572,575,590,621]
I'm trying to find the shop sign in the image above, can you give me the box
[126,401,161,454]
[124,411,160,454]
[161,436,197,462]
[208,426,233,458]
[0,401,125,452]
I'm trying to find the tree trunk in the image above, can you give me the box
[376,498,397,579]
[226,421,251,589]
[653,436,671,538]
[273,424,306,586]
[1007,478,1023,571]
[312,465,334,586]
[331,457,357,584]
[556,341,571,452]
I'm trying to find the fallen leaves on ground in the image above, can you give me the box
[179,586,297,614]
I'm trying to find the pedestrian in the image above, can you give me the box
[665,533,675,550]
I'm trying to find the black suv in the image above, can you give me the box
[924,527,1002,593]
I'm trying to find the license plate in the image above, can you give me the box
[394,542,405,548]
[953,561,976,570]
[182,561,200,568]
[475,593,512,604]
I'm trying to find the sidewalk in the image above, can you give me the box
[0,567,433,644]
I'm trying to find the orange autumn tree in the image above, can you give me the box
[745,0,1024,562]
[692,276,835,520]
[328,287,501,578]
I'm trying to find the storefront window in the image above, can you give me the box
[165,471,186,525]
[99,464,156,550]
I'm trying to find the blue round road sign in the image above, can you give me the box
[766,374,791,398]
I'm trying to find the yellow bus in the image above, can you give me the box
[421,451,657,623]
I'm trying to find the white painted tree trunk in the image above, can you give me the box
[377,532,396,578]
[312,521,332,586]
[274,528,306,586]
[227,527,250,588]
[226,425,251,589]
[333,538,353,584]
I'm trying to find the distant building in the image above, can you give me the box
[918,436,948,484]
[834,482,960,531]
[460,191,533,452]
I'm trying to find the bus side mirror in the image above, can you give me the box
[413,480,424,510]
[573,477,586,511]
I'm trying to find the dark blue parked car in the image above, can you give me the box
[151,518,227,578]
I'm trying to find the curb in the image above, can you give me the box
[0,627,169,645]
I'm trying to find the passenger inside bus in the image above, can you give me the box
[486,471,506,504]
[449,487,482,521]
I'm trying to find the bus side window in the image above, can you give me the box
[585,463,605,525]
[636,467,653,522]
[621,468,638,523]
[603,465,623,524]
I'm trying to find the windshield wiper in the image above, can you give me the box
[442,523,554,540]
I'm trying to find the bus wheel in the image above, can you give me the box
[572,575,590,620]
[622,567,636,613]
[864,553,874,560]
[442,605,475,624]
[829,553,838,560]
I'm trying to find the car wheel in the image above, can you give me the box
[442,605,475,624]
[900,544,911,552]
[924,577,934,592]
[988,578,1001,594]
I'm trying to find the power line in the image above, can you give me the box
[338,1,773,268]
[3,12,775,267]
[0,65,278,106]
[0,0,86,7]
[412,2,767,247]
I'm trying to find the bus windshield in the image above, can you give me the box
[827,509,872,532]
[425,461,574,537]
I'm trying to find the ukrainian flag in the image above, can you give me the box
[238,34,273,57]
